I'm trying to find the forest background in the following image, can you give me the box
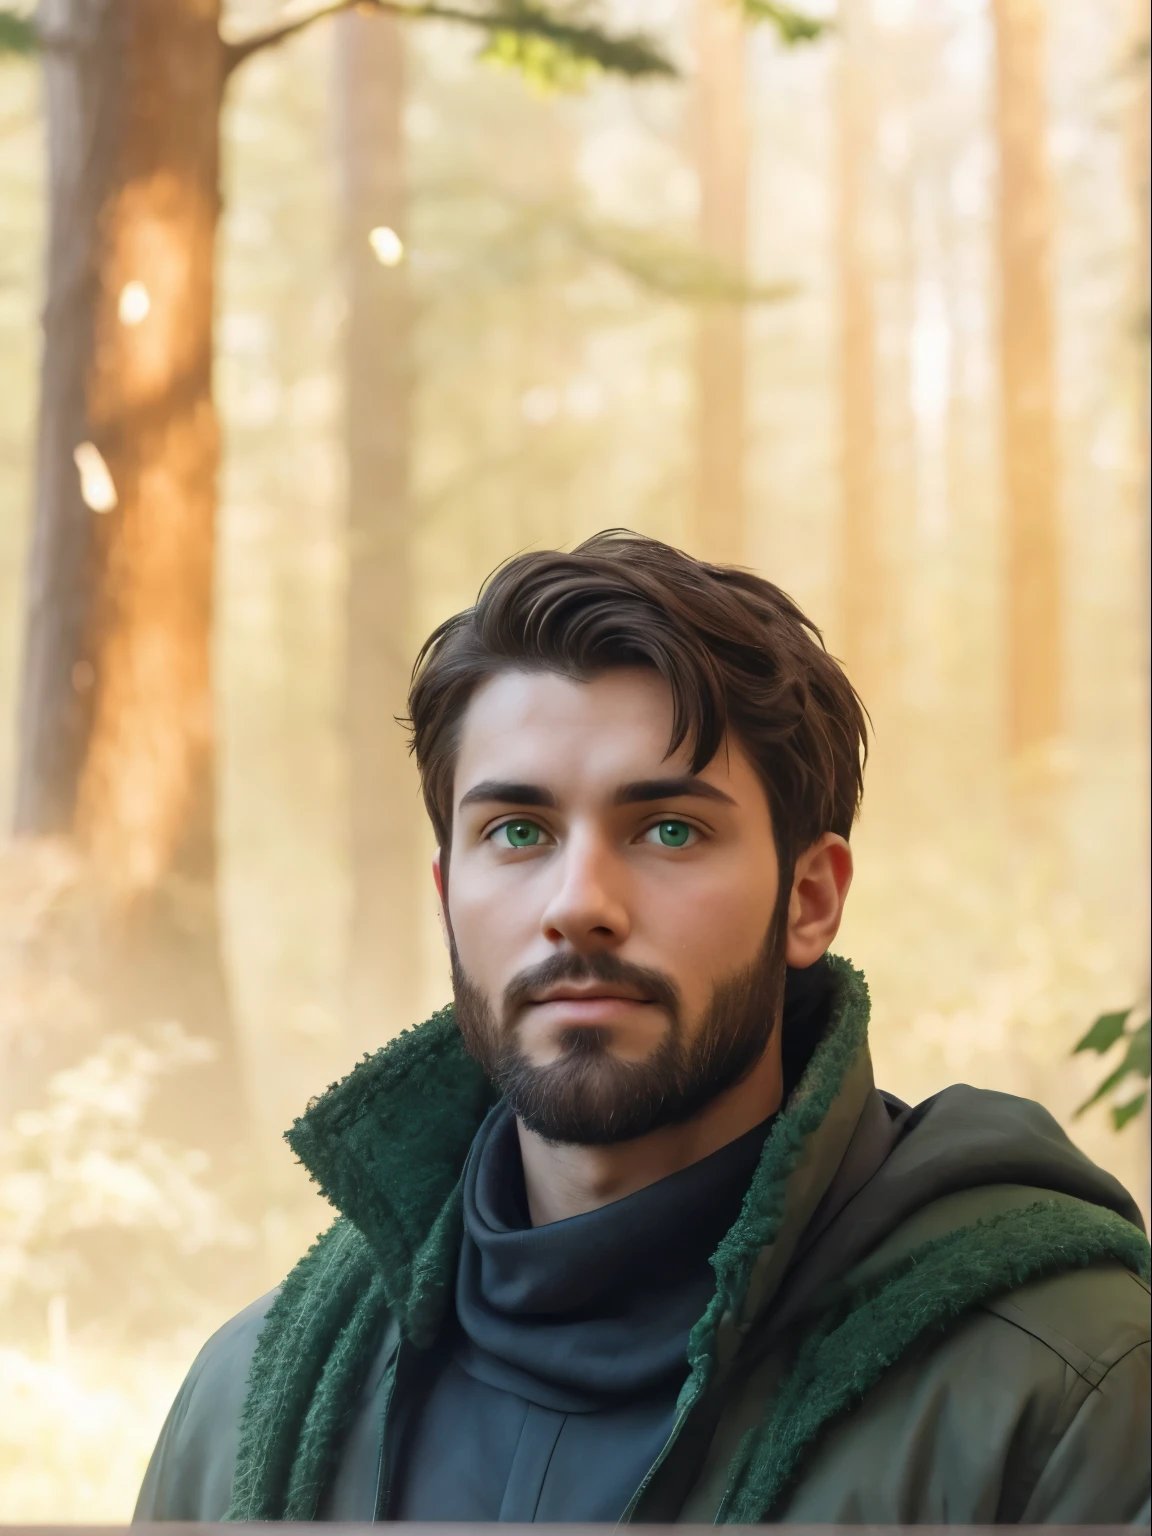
[0,0,1149,1517]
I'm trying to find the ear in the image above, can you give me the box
[784,833,853,968]
[432,849,445,905]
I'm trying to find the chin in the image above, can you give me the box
[503,1035,686,1147]
[553,1021,668,1065]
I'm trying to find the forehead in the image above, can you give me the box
[455,668,681,795]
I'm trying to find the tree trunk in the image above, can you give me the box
[991,0,1061,760]
[692,0,747,566]
[835,0,883,700]
[1130,0,1150,583]
[14,0,115,837]
[1129,0,1152,1220]
[335,9,425,1053]
[11,0,243,1150]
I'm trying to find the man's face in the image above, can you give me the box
[443,667,784,1144]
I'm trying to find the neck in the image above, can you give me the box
[516,1040,784,1226]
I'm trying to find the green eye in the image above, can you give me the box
[651,820,692,848]
[495,820,543,848]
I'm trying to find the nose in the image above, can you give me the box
[539,828,631,951]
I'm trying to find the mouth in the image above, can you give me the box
[524,983,659,1028]
[531,983,654,1005]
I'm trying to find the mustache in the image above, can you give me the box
[501,950,682,1026]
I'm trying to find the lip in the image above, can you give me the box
[530,983,654,1005]
[524,987,660,1028]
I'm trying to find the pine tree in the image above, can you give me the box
[335,8,424,1053]
[691,0,823,566]
[991,0,1060,762]
[693,0,749,564]
[835,0,881,702]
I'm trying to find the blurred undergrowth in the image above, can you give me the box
[0,845,303,1519]
[0,1004,260,1517]
[0,1025,254,1341]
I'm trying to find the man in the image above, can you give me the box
[136,532,1150,1523]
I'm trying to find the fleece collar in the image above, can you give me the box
[286,955,874,1349]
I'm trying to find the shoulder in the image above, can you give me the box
[132,1289,279,1521]
[855,1188,1150,1475]
[174,1287,281,1425]
[918,1261,1151,1520]
[981,1257,1150,1378]
[782,1261,1150,1524]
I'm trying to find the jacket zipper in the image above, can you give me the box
[373,1328,730,1522]
[618,1385,702,1524]
[371,1336,405,1520]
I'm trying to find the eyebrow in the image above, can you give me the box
[458,780,559,810]
[613,775,736,808]
[457,774,736,812]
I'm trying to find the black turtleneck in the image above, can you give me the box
[455,1099,772,1413]
[388,958,831,1523]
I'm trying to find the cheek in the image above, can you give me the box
[638,864,775,1008]
[445,863,535,986]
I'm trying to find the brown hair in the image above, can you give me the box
[407,531,867,872]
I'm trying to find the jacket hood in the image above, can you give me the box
[769,1079,1146,1337]
[857,1079,1142,1239]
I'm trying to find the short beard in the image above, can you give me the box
[451,923,786,1147]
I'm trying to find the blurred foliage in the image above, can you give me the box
[225,0,676,83]
[0,11,35,56]
[473,0,823,88]
[1074,1007,1151,1131]
[479,27,608,90]
[413,182,796,299]
[0,1025,253,1337]
[0,0,826,72]
[567,215,796,302]
[738,0,823,42]
[480,25,630,91]
[470,0,675,86]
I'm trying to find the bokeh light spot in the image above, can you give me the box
[118,281,151,326]
[368,226,404,267]
[73,442,117,513]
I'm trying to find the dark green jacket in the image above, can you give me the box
[135,958,1151,1523]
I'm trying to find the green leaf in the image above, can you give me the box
[1073,1009,1130,1056]
[0,10,37,54]
[739,0,825,42]
[1111,1092,1147,1132]
[471,0,675,87]
[1123,1014,1151,1079]
[1075,1015,1151,1118]
[1076,1057,1134,1116]
[479,28,597,90]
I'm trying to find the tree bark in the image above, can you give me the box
[12,0,243,1149]
[692,0,747,566]
[991,0,1061,760]
[14,0,117,837]
[1129,0,1151,1217]
[1129,0,1149,554]
[335,8,425,1053]
[835,0,883,700]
